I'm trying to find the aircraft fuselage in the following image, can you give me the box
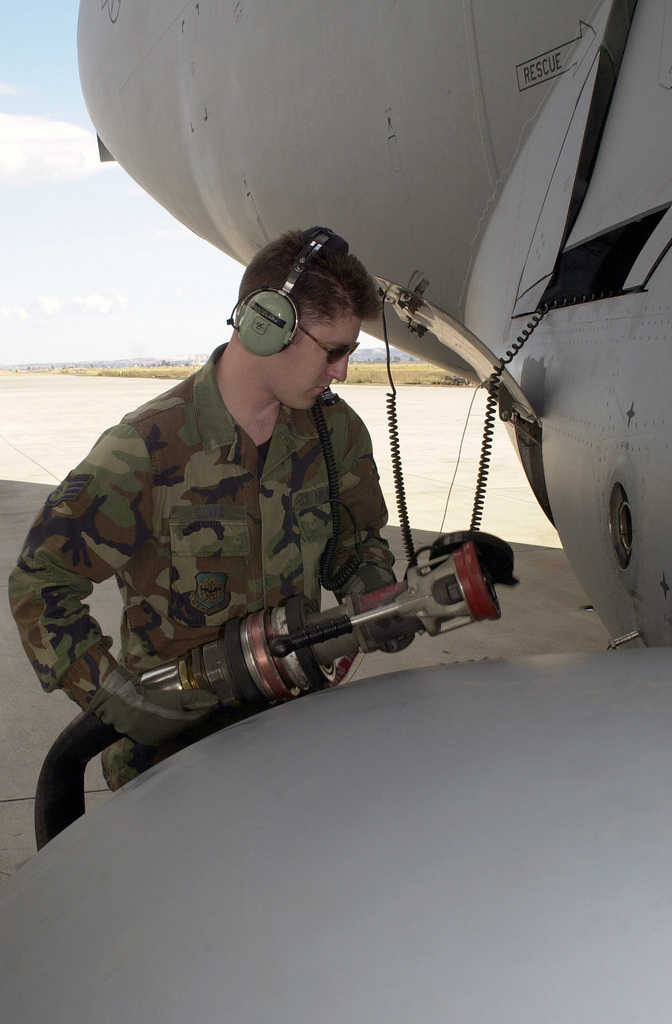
[78,0,672,644]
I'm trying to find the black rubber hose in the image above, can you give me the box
[34,713,121,850]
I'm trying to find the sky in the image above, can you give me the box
[0,3,261,366]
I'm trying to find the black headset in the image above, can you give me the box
[228,227,349,356]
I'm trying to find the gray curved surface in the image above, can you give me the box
[1,649,671,1022]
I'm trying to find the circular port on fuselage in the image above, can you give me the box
[609,482,633,569]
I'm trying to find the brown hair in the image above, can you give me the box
[238,229,381,324]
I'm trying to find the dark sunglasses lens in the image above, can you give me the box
[327,345,356,364]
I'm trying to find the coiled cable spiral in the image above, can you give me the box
[470,306,548,531]
[312,395,363,591]
[382,296,417,567]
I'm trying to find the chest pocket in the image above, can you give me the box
[295,486,332,605]
[169,505,250,626]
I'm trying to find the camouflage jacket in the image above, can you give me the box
[9,346,393,710]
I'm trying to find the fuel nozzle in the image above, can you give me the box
[140,532,515,715]
[270,531,517,658]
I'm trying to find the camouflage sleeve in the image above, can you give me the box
[8,423,154,709]
[328,402,395,591]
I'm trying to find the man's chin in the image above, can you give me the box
[283,394,320,411]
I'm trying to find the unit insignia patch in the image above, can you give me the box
[189,572,231,614]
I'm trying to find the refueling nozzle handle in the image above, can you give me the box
[268,612,353,658]
[269,533,515,658]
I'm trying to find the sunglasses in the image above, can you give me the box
[299,324,359,364]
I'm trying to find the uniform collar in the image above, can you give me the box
[194,344,318,459]
[193,345,236,451]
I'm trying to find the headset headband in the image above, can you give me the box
[281,227,348,295]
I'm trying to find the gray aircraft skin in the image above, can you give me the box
[2,1,671,1021]
[2,652,671,1023]
[76,0,670,646]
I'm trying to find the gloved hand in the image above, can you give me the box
[338,562,397,597]
[340,563,415,653]
[88,665,220,746]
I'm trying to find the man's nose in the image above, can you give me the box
[329,353,350,382]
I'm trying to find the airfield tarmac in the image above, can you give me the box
[0,373,610,884]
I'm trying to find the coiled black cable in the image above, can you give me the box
[469,379,499,531]
[470,307,548,531]
[382,297,417,567]
[312,395,363,591]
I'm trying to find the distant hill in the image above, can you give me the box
[3,347,418,371]
[351,348,418,363]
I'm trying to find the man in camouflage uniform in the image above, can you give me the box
[9,229,395,789]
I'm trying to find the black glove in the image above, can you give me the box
[338,562,397,597]
[341,564,415,653]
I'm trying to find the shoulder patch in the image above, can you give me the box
[45,474,93,507]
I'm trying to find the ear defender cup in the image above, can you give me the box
[236,289,299,356]
[230,227,350,356]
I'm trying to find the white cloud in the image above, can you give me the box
[73,294,119,315]
[38,295,63,315]
[0,112,112,187]
[0,82,24,97]
[156,225,190,240]
[3,295,129,320]
[1,306,29,321]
